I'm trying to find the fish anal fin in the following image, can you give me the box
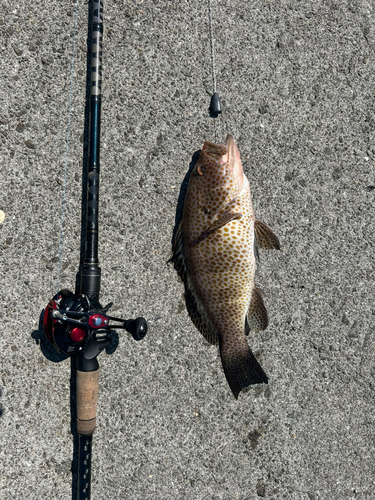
[254,220,280,250]
[246,286,268,333]
[191,211,242,248]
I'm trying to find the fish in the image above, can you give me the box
[171,135,280,399]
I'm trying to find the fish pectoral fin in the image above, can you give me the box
[191,211,242,247]
[254,220,280,251]
[208,210,242,232]
[246,286,268,333]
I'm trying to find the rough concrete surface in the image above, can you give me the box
[1,0,374,499]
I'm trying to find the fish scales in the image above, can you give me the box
[172,135,280,399]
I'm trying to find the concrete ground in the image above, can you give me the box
[1,0,374,499]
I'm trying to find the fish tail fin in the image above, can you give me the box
[219,336,268,399]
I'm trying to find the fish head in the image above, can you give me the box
[189,135,244,215]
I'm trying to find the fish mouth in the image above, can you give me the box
[224,134,237,169]
[225,134,242,185]
[225,135,238,169]
[201,134,243,188]
[196,134,244,217]
[202,135,234,158]
[225,134,235,151]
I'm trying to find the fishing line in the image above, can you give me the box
[207,0,222,140]
[207,0,217,96]
[56,0,79,297]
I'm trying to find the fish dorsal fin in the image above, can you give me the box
[171,222,219,345]
[245,286,268,334]
[254,220,280,250]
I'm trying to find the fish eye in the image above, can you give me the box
[197,164,205,176]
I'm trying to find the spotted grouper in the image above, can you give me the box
[172,135,280,399]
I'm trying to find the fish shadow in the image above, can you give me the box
[170,149,201,247]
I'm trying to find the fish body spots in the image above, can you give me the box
[173,135,278,397]
[183,138,256,336]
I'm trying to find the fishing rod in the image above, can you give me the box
[43,1,147,499]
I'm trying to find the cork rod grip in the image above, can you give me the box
[76,369,99,435]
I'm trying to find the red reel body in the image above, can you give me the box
[43,291,91,355]
[43,290,147,356]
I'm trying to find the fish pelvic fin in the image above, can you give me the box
[219,335,268,399]
[254,220,280,251]
[245,286,268,334]
[171,222,219,345]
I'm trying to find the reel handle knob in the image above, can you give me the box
[125,317,147,341]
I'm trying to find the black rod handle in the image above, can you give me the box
[76,368,98,499]
[78,434,93,500]
[76,367,98,500]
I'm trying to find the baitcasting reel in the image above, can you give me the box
[43,289,147,357]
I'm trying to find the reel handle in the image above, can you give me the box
[124,317,147,341]
[76,369,99,435]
